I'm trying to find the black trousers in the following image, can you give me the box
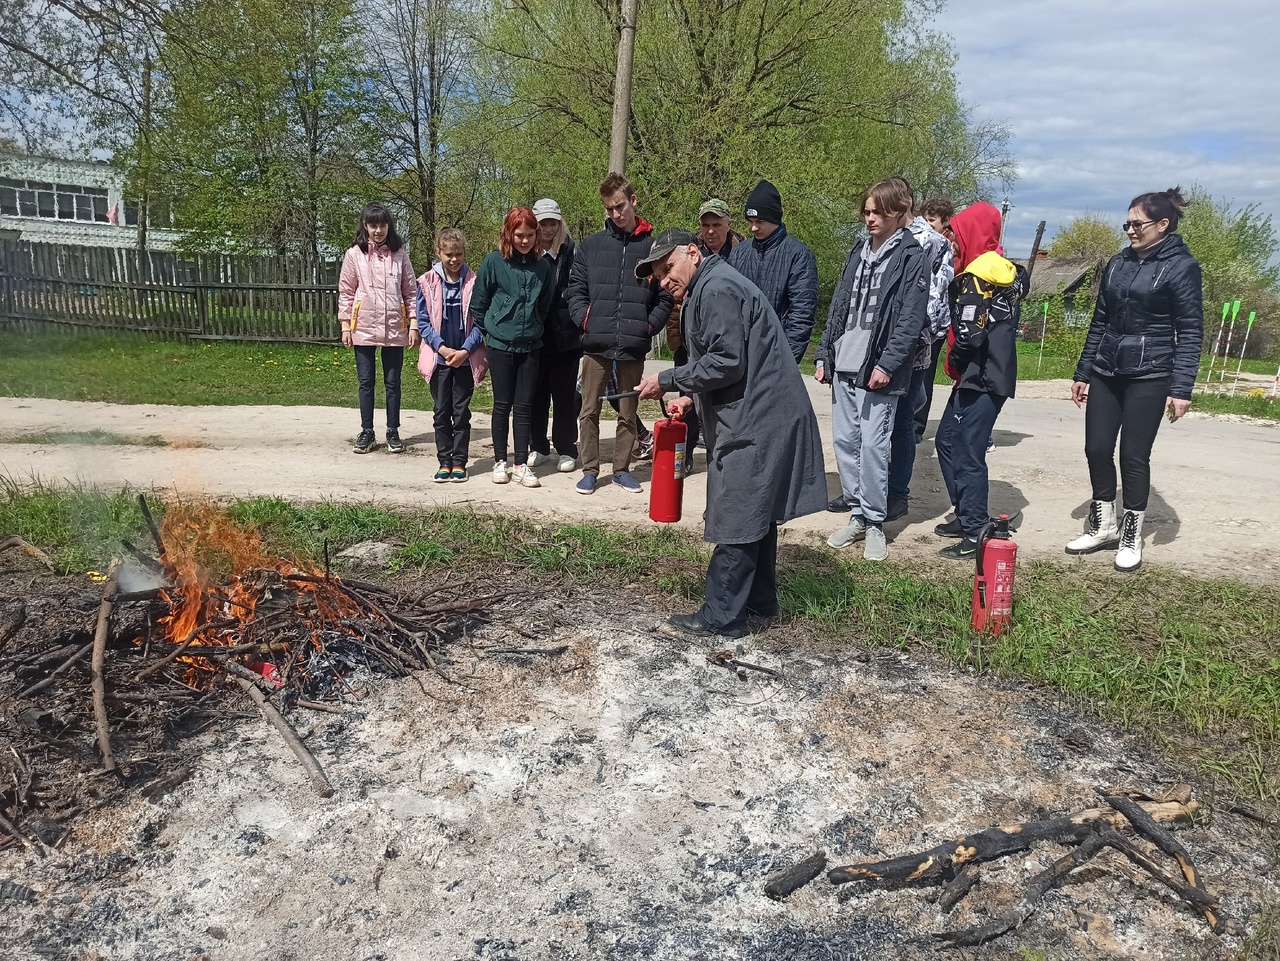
[672,345,701,452]
[429,364,475,467]
[698,523,779,630]
[354,345,404,432]
[1084,373,1169,511]
[487,346,540,466]
[530,347,581,458]
[935,388,1005,536]
[913,338,945,443]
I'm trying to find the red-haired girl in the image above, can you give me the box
[468,207,554,486]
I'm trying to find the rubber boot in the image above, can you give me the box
[1065,500,1120,555]
[1114,510,1145,572]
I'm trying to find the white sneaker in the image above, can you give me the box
[863,525,888,562]
[513,464,541,488]
[526,451,544,468]
[827,515,867,550]
[492,460,510,484]
[557,455,576,473]
[1114,510,1144,572]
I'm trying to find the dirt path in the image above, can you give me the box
[2,367,1278,582]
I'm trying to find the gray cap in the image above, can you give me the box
[635,228,698,278]
[532,198,562,221]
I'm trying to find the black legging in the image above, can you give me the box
[1083,373,1169,511]
[487,347,540,466]
[354,345,403,431]
[530,347,581,458]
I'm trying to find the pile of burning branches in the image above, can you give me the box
[1,496,499,857]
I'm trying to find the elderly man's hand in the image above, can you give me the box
[636,373,665,400]
[666,396,694,419]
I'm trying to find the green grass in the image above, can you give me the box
[3,482,1277,809]
[0,429,173,447]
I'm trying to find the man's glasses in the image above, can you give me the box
[1122,219,1157,232]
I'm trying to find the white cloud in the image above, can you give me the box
[936,0,1280,256]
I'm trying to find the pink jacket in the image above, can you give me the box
[416,264,488,385]
[337,244,415,347]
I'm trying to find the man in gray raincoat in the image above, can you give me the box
[636,228,827,638]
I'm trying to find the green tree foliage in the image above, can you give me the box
[147,0,374,256]
[1180,188,1279,359]
[471,0,1014,274]
[1047,214,1123,260]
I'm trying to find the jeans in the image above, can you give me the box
[530,347,582,458]
[1083,373,1169,511]
[913,338,945,443]
[934,388,1006,536]
[487,347,540,466]
[354,345,404,432]
[831,374,898,525]
[429,363,475,467]
[699,523,778,630]
[888,367,928,500]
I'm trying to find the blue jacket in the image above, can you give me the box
[727,223,819,362]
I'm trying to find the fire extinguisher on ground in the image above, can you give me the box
[649,405,687,523]
[971,514,1017,635]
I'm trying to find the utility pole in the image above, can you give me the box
[137,56,152,255]
[998,197,1012,249]
[608,0,638,175]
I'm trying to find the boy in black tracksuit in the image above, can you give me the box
[934,202,1028,559]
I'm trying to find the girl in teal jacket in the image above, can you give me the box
[469,207,554,487]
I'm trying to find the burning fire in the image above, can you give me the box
[155,503,359,688]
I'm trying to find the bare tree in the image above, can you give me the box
[359,0,476,243]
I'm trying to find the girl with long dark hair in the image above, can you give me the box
[1066,187,1203,570]
[337,202,419,453]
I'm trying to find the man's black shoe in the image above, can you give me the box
[934,517,964,538]
[667,613,748,639]
[353,429,376,454]
[828,495,852,513]
[939,536,980,560]
[385,429,405,453]
[885,496,909,522]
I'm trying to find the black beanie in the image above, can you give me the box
[744,180,783,224]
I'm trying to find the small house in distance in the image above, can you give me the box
[0,152,181,250]
[1020,252,1104,337]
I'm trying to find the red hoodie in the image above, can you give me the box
[944,202,1005,379]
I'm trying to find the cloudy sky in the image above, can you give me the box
[934,0,1280,258]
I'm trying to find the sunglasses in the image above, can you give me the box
[1122,219,1158,232]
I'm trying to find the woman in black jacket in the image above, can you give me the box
[1066,187,1203,571]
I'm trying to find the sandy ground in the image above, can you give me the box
[2,364,1278,582]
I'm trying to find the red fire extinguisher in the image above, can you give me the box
[971,514,1017,635]
[649,406,687,523]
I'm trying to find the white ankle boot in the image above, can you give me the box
[1114,510,1145,572]
[1065,500,1120,554]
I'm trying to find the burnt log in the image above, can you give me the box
[935,831,1109,946]
[938,864,980,913]
[763,850,827,901]
[0,535,54,570]
[827,798,1197,886]
[90,562,120,773]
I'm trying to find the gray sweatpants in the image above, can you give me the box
[832,374,898,524]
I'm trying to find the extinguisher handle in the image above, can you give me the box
[666,405,684,421]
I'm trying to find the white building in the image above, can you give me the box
[0,152,183,250]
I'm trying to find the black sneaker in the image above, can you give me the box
[885,496,909,522]
[934,517,964,538]
[828,495,852,513]
[353,429,376,454]
[385,430,404,453]
[667,613,748,640]
[939,535,979,560]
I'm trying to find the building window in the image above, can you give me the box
[0,174,122,225]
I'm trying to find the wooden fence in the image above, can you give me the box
[0,240,346,342]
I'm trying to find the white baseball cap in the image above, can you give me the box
[532,198,563,221]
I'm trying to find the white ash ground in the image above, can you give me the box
[1,589,1275,961]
